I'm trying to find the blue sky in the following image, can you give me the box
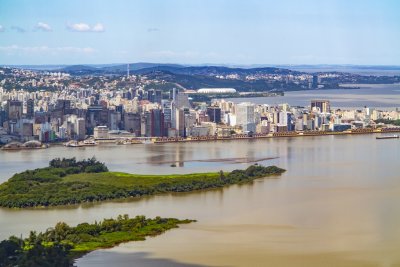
[0,0,399,65]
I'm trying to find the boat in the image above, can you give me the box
[376,135,399,140]
[64,141,84,147]
[83,140,98,146]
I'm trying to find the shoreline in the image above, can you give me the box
[95,127,400,145]
[1,128,398,151]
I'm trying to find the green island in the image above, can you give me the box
[0,157,285,208]
[0,214,194,267]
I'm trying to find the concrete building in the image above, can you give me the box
[236,102,256,133]
[311,100,330,113]
[94,126,109,139]
[207,106,222,123]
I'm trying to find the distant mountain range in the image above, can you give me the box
[53,63,301,77]
[4,63,400,75]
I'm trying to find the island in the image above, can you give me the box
[0,215,194,267]
[0,157,286,208]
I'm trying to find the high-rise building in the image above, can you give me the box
[147,89,155,103]
[236,102,256,133]
[163,107,172,135]
[311,100,330,113]
[26,99,34,119]
[155,90,162,104]
[6,100,23,120]
[278,111,293,131]
[175,92,190,109]
[76,118,86,140]
[207,106,221,123]
[312,75,318,89]
[124,112,141,135]
[175,108,185,137]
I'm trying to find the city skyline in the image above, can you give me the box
[1,0,400,65]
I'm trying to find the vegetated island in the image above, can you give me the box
[0,157,286,208]
[0,214,194,267]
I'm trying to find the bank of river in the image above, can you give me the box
[1,134,399,266]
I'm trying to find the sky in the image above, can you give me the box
[0,0,399,65]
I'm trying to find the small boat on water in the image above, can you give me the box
[376,135,399,140]
[65,139,98,147]
[64,141,84,147]
[83,140,97,146]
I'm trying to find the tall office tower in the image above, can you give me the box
[76,118,86,141]
[26,99,35,119]
[311,100,331,113]
[0,106,5,126]
[170,88,177,100]
[6,100,23,120]
[155,90,162,104]
[278,111,293,131]
[175,108,185,137]
[124,112,141,135]
[236,102,256,133]
[127,63,130,78]
[147,89,155,103]
[109,111,120,130]
[312,75,318,89]
[151,110,163,136]
[207,106,222,123]
[163,107,172,135]
[175,92,190,109]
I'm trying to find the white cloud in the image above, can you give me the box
[0,25,4,32]
[36,22,52,32]
[67,22,105,32]
[92,23,105,32]
[0,45,96,54]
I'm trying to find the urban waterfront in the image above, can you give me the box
[1,133,399,266]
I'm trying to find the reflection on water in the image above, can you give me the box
[0,134,400,267]
[77,251,207,267]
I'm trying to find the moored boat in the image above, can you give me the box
[376,135,399,140]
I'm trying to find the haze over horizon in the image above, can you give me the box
[0,0,399,66]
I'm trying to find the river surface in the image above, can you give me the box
[1,84,400,266]
[227,83,400,108]
[1,134,400,267]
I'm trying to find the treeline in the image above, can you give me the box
[5,157,107,184]
[49,157,108,173]
[375,119,400,126]
[0,215,193,267]
[0,160,285,208]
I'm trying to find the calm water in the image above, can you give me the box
[228,84,400,108]
[1,134,400,267]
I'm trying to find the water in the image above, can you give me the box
[1,84,400,266]
[1,134,400,267]
[227,84,400,108]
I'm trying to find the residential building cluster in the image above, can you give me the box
[1,83,399,144]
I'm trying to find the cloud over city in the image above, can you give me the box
[0,45,96,54]
[35,22,52,32]
[67,23,105,32]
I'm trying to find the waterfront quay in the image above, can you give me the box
[96,127,400,145]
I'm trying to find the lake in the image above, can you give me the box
[1,134,399,267]
[1,84,400,266]
[227,83,400,108]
